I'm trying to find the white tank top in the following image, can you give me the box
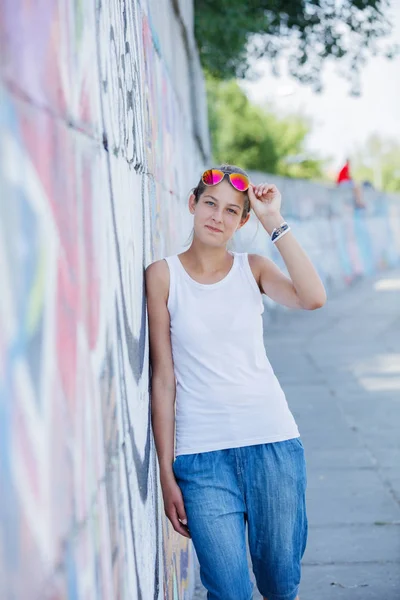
[164,251,299,457]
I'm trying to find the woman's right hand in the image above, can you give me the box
[160,471,191,539]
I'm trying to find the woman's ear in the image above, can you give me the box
[237,212,251,230]
[189,193,197,214]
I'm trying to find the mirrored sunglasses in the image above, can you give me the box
[202,169,250,192]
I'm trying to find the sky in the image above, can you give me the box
[241,2,400,173]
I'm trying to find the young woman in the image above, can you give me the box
[145,164,326,600]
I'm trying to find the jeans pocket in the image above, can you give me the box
[291,437,304,449]
[172,455,181,476]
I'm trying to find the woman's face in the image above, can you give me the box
[189,180,249,247]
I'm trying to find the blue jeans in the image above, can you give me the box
[173,438,308,600]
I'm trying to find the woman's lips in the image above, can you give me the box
[205,225,223,233]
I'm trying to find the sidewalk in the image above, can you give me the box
[192,270,400,599]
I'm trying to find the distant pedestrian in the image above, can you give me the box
[336,158,352,185]
[146,164,327,600]
[337,158,366,208]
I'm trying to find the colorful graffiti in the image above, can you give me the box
[0,0,207,598]
[2,0,399,599]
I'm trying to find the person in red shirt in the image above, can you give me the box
[337,159,352,185]
[336,158,365,208]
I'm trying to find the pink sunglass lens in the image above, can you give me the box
[203,170,224,185]
[230,174,249,191]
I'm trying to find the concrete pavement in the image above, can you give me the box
[192,270,400,599]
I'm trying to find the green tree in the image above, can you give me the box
[207,76,325,179]
[352,135,400,193]
[195,0,398,92]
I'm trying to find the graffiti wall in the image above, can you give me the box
[236,171,400,312]
[0,0,208,599]
[2,0,400,599]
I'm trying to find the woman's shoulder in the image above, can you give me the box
[232,251,263,262]
[145,257,168,273]
[238,252,261,273]
[246,253,274,290]
[145,258,170,296]
[247,253,273,270]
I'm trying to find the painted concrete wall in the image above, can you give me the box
[2,1,400,599]
[0,1,209,599]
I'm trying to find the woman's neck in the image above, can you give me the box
[180,240,233,275]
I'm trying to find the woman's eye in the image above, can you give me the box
[206,201,215,206]
[228,208,238,214]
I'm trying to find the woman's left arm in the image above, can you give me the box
[248,182,327,310]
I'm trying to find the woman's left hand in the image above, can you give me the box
[248,182,282,223]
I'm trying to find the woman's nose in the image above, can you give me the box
[212,210,223,222]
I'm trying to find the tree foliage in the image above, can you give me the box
[207,76,325,179]
[352,135,400,193]
[195,0,397,92]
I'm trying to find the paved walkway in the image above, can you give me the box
[192,270,400,599]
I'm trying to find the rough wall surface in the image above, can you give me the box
[1,1,400,599]
[0,1,209,599]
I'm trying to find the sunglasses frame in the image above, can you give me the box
[201,169,250,192]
